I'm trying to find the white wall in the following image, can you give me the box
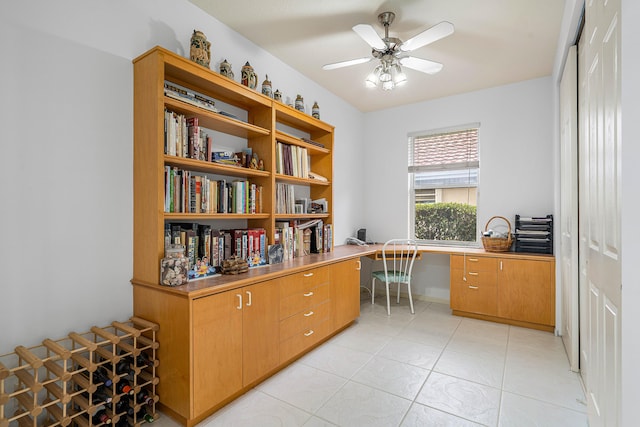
[361,77,554,300]
[0,0,365,354]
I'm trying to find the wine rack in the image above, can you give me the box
[0,317,159,426]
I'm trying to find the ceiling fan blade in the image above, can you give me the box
[322,57,372,71]
[400,21,454,52]
[352,24,386,50]
[399,56,443,74]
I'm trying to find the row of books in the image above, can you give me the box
[274,220,332,260]
[164,81,217,112]
[276,142,310,178]
[164,166,263,214]
[164,110,214,161]
[165,224,268,279]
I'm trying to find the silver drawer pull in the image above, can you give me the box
[468,272,479,276]
[303,273,314,277]
[304,330,314,337]
[468,285,479,290]
[304,311,314,317]
[303,291,314,297]
[468,258,479,262]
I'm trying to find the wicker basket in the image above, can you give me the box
[481,216,513,252]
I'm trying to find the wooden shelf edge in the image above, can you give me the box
[164,155,270,178]
[275,131,330,154]
[275,174,330,186]
[164,213,270,220]
[273,102,334,133]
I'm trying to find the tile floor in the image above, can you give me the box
[154,298,588,427]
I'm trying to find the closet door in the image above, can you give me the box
[578,0,622,425]
[559,44,579,372]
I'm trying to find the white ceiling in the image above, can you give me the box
[189,0,565,112]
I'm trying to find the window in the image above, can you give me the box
[408,124,479,245]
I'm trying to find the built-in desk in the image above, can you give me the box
[363,244,555,332]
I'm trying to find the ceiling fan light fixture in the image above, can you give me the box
[393,65,407,86]
[382,80,394,91]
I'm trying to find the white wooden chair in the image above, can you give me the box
[371,239,419,315]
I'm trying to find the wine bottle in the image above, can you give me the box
[116,379,134,396]
[92,409,111,425]
[93,386,113,404]
[136,407,155,423]
[115,358,133,376]
[94,367,114,387]
[136,352,153,368]
[136,390,154,406]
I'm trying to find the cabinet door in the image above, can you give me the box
[332,258,361,329]
[497,259,554,326]
[243,280,280,386]
[192,291,243,417]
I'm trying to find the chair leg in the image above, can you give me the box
[397,282,401,304]
[407,280,415,314]
[371,277,376,305]
[385,280,391,316]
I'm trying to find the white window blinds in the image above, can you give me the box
[408,125,479,173]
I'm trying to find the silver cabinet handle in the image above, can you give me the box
[356,260,361,271]
[468,258,479,262]
[468,285,479,290]
[304,311,314,317]
[303,291,314,297]
[303,272,314,277]
[304,330,314,337]
[468,272,479,276]
[246,290,252,307]
[236,294,242,310]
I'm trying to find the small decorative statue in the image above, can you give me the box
[261,75,273,98]
[241,61,258,90]
[190,30,211,68]
[273,89,282,102]
[312,101,320,119]
[219,59,234,79]
[295,94,305,112]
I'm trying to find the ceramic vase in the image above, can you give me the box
[241,61,258,89]
[219,59,234,79]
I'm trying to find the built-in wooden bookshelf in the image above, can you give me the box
[132,46,334,286]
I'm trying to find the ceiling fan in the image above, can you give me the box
[322,11,454,90]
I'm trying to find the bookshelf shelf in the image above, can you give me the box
[164,155,271,178]
[164,97,271,139]
[275,173,330,186]
[133,46,334,287]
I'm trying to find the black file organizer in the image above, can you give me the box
[514,214,553,254]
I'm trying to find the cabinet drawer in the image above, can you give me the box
[280,300,330,341]
[449,268,497,286]
[280,283,330,319]
[280,266,330,299]
[279,318,332,364]
[450,255,498,272]
[450,276,498,316]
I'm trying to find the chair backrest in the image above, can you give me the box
[381,239,419,282]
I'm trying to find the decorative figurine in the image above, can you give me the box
[219,59,234,79]
[190,30,211,68]
[274,89,282,102]
[312,101,320,119]
[258,159,264,171]
[295,94,305,112]
[241,61,258,90]
[261,75,273,98]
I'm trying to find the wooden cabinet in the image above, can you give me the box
[192,291,242,417]
[497,258,554,326]
[450,253,555,331]
[332,258,362,329]
[279,265,332,363]
[450,255,498,316]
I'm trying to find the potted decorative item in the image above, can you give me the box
[190,30,211,68]
[261,75,273,98]
[312,101,320,119]
[219,59,234,79]
[241,61,258,89]
[274,89,282,102]
[295,94,305,112]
